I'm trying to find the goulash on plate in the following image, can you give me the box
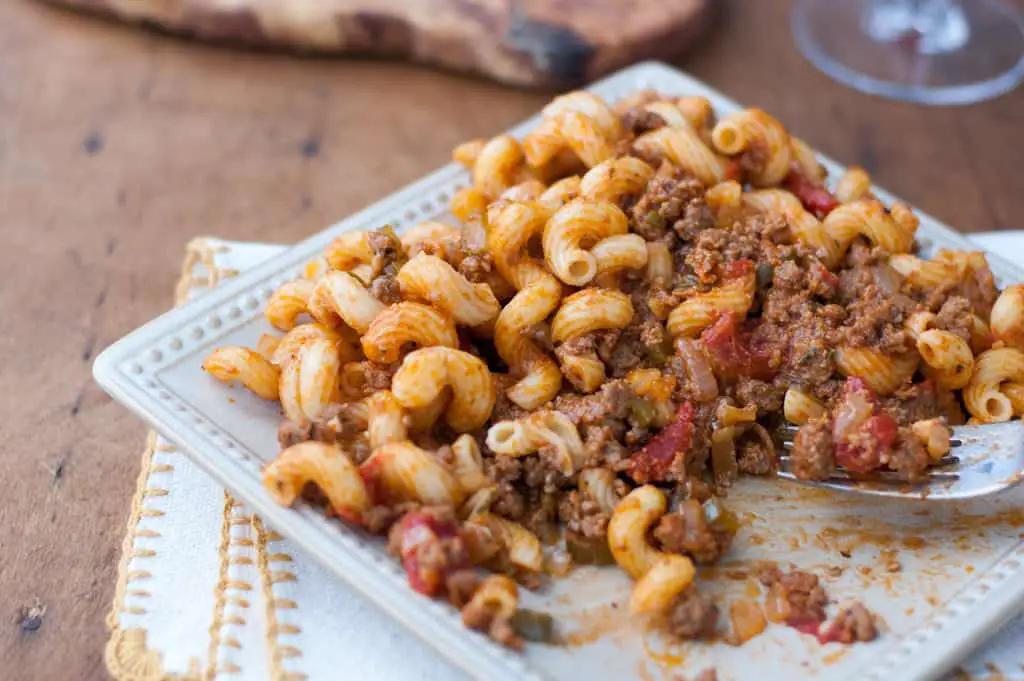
[202,89,1024,652]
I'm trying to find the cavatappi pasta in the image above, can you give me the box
[204,89,1015,651]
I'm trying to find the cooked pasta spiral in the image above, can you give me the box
[712,108,792,187]
[543,200,631,286]
[203,346,280,401]
[634,126,728,188]
[396,253,500,327]
[391,347,496,432]
[279,337,343,421]
[360,302,459,364]
[964,348,1024,422]
[488,201,564,409]
[667,268,756,338]
[823,199,916,257]
[263,442,371,522]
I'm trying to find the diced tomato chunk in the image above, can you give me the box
[832,377,901,473]
[811,261,839,293]
[835,413,899,473]
[358,456,385,506]
[785,170,839,219]
[701,314,742,367]
[789,618,823,637]
[397,511,460,545]
[865,412,898,444]
[817,619,844,645]
[395,511,465,596]
[629,402,695,483]
[835,442,880,473]
[723,159,743,182]
[700,313,776,382]
[721,258,755,280]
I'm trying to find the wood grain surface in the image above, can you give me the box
[35,0,714,89]
[1,1,1022,679]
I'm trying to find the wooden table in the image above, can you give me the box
[1,0,1021,678]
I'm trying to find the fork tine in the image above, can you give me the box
[776,461,961,482]
[776,453,960,467]
[777,465,960,483]
[776,442,962,484]
[774,421,1024,500]
[779,424,962,448]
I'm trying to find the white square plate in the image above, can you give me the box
[94,62,1024,681]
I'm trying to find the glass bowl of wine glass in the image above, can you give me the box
[792,0,1024,105]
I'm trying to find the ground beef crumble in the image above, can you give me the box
[834,283,914,352]
[887,380,962,425]
[557,490,610,538]
[367,227,403,275]
[761,566,829,626]
[520,484,561,541]
[733,378,786,415]
[630,173,705,241]
[277,403,368,452]
[791,417,835,481]
[684,403,715,478]
[621,107,667,136]
[362,360,398,392]
[596,326,648,378]
[552,379,634,427]
[491,374,528,423]
[665,585,719,640]
[580,424,629,468]
[485,456,527,520]
[933,295,974,342]
[387,507,473,599]
[822,603,879,643]
[461,593,523,650]
[369,274,402,305]
[278,417,336,450]
[882,433,930,481]
[738,142,770,183]
[653,499,734,564]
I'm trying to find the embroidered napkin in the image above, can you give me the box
[105,236,1024,681]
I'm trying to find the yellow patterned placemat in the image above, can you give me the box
[106,239,270,681]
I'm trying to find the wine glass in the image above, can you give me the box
[792,0,1024,105]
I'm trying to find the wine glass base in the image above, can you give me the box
[793,0,1024,105]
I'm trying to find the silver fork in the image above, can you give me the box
[776,421,1024,500]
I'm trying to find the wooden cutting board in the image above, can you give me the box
[37,0,714,89]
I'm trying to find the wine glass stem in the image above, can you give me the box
[863,0,969,54]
